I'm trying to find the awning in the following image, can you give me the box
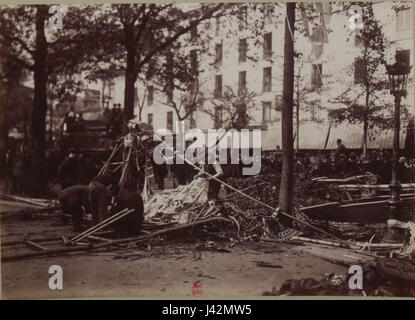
[326,123,406,149]
[262,121,408,150]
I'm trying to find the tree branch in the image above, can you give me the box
[2,34,35,57]
[138,3,224,71]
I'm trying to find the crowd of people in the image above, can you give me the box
[262,139,415,184]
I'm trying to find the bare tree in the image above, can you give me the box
[158,79,204,122]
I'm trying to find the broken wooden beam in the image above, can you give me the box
[338,183,415,191]
[2,231,113,247]
[312,175,374,183]
[87,235,111,242]
[300,197,415,223]
[1,217,232,261]
[0,193,51,208]
[25,241,48,251]
[291,236,403,250]
[70,209,133,243]
[0,206,62,220]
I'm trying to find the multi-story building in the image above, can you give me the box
[89,2,414,150]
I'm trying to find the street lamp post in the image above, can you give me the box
[383,61,412,243]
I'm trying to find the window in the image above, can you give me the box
[167,111,173,131]
[396,8,411,31]
[264,4,273,25]
[263,67,272,92]
[189,112,196,129]
[396,49,410,66]
[214,106,223,128]
[238,71,247,95]
[311,64,323,88]
[214,75,222,98]
[354,58,367,84]
[147,113,153,126]
[239,38,247,63]
[238,6,247,31]
[275,95,283,111]
[185,104,196,128]
[190,25,198,41]
[354,30,363,46]
[215,17,220,36]
[190,50,198,72]
[215,42,222,67]
[263,32,272,59]
[166,83,173,103]
[262,102,272,124]
[147,86,154,105]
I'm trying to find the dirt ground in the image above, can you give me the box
[1,201,359,300]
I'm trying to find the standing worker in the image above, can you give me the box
[195,151,224,201]
[58,152,80,189]
[335,139,346,160]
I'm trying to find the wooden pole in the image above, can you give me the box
[71,209,134,243]
[118,144,132,188]
[98,142,122,176]
[70,208,130,242]
[0,205,61,220]
[2,231,114,247]
[278,2,296,227]
[0,193,50,208]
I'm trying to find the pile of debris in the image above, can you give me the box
[263,258,415,297]
[142,176,301,241]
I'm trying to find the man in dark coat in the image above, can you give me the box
[59,185,88,232]
[112,183,144,237]
[335,139,346,160]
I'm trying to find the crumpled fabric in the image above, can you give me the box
[144,178,209,221]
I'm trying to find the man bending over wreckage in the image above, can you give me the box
[59,174,143,236]
[58,184,88,232]
[59,174,115,231]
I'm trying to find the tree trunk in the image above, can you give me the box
[101,80,106,109]
[124,67,136,121]
[123,32,137,122]
[278,2,295,227]
[138,87,144,122]
[296,102,300,151]
[362,119,368,159]
[30,6,48,196]
[0,87,10,188]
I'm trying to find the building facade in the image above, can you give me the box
[81,2,414,149]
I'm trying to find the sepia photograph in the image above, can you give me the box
[0,1,414,301]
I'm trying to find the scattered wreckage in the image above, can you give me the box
[1,133,415,297]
